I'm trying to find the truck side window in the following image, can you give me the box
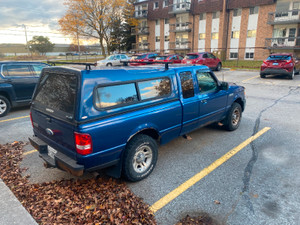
[95,83,138,109]
[138,78,171,100]
[180,71,194,99]
[196,71,218,94]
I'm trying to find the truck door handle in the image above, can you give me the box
[201,100,207,104]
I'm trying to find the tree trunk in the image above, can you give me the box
[99,39,106,57]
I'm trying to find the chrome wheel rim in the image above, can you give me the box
[232,108,240,126]
[132,145,153,173]
[0,99,7,115]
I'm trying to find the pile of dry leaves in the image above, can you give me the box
[175,214,218,225]
[0,142,156,224]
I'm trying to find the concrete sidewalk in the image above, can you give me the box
[0,179,37,225]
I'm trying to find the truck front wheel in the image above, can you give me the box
[0,95,11,117]
[122,134,158,182]
[224,102,242,131]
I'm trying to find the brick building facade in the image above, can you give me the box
[132,0,300,60]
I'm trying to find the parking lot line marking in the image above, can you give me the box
[23,149,37,156]
[0,115,30,123]
[149,127,271,213]
[242,75,260,83]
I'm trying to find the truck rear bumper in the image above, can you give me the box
[29,136,84,176]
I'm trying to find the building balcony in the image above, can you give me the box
[132,42,150,51]
[268,9,300,25]
[169,1,191,14]
[134,10,148,18]
[169,22,192,32]
[131,27,150,35]
[169,41,191,50]
[265,37,300,49]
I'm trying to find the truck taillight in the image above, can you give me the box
[30,112,33,128]
[74,132,92,155]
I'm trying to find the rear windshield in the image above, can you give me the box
[33,72,77,115]
[267,55,291,61]
[185,54,198,60]
[156,56,167,60]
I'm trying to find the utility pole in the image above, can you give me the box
[22,24,32,59]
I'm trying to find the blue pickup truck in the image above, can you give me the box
[29,64,245,181]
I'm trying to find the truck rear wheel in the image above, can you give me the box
[122,134,158,182]
[0,95,11,117]
[224,102,242,131]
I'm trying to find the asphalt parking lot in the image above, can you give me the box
[1,70,300,224]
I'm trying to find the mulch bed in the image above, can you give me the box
[0,142,156,224]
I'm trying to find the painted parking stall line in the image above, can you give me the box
[242,75,260,83]
[23,149,37,156]
[150,127,271,213]
[0,115,30,123]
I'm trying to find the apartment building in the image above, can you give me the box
[132,0,300,60]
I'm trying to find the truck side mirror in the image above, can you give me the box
[220,82,228,90]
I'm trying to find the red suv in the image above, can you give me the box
[260,53,300,80]
[129,53,158,66]
[154,54,183,64]
[182,52,222,71]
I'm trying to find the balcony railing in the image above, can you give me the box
[265,37,300,49]
[268,9,300,25]
[169,1,191,14]
[169,22,192,32]
[134,10,148,18]
[132,42,150,51]
[131,27,150,35]
[169,41,191,50]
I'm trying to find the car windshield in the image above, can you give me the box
[185,54,198,59]
[267,55,291,61]
[156,56,167,60]
[106,55,115,60]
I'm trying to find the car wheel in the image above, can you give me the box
[288,68,295,80]
[260,74,266,78]
[122,134,158,182]
[216,63,222,71]
[106,63,112,67]
[0,95,11,117]
[224,102,242,131]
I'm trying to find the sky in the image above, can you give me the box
[0,0,72,44]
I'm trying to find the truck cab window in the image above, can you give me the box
[196,71,217,94]
[180,71,194,98]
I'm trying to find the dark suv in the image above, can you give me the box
[0,61,49,117]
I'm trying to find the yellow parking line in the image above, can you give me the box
[242,75,260,83]
[0,115,30,123]
[149,127,271,213]
[23,149,37,156]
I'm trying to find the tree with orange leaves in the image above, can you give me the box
[59,0,127,56]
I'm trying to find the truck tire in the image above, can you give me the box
[224,102,242,131]
[0,95,11,117]
[122,134,158,182]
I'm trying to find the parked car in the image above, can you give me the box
[29,63,245,181]
[155,54,183,64]
[97,54,130,67]
[0,61,49,117]
[129,53,158,66]
[260,53,300,79]
[182,52,222,71]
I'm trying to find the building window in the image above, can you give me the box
[156,36,160,42]
[165,36,170,42]
[230,53,238,59]
[233,9,241,17]
[163,0,168,7]
[249,6,259,15]
[212,11,220,19]
[200,13,206,20]
[245,52,254,59]
[292,2,300,15]
[156,20,159,25]
[231,31,240,39]
[199,33,206,40]
[154,2,159,9]
[211,32,219,40]
[165,19,169,24]
[247,30,256,38]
